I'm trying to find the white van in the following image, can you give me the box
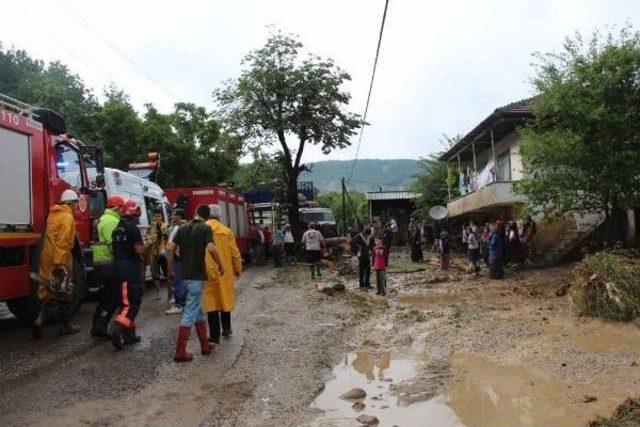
[102,167,170,228]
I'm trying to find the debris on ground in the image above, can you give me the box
[340,387,367,400]
[570,252,640,321]
[352,401,366,411]
[589,397,640,427]
[583,395,598,403]
[356,414,380,425]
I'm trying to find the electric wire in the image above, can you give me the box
[347,0,390,184]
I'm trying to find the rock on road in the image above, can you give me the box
[0,265,359,426]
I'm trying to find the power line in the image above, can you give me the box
[347,0,390,184]
[54,0,178,103]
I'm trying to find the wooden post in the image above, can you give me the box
[490,128,497,181]
[457,153,462,172]
[472,142,477,172]
[446,163,452,202]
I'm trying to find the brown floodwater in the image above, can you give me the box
[310,350,464,427]
[448,353,624,427]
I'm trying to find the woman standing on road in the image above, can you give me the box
[284,225,295,264]
[467,225,480,276]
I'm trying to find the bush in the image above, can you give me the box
[569,252,640,321]
[589,397,640,427]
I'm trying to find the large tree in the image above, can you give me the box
[215,31,361,239]
[515,26,640,242]
[411,155,451,224]
[317,189,368,233]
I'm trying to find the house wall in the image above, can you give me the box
[458,131,524,182]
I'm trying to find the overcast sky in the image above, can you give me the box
[2,0,639,163]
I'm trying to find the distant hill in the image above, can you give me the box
[300,159,420,193]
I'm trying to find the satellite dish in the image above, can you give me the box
[429,205,448,220]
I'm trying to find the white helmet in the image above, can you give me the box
[60,189,79,203]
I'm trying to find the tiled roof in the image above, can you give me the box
[439,96,536,160]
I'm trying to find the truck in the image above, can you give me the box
[0,93,105,322]
[164,187,254,259]
[299,207,338,237]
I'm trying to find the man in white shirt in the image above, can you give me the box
[301,223,324,279]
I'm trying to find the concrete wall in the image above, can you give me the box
[457,131,523,181]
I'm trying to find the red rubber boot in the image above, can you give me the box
[195,320,214,355]
[173,326,193,362]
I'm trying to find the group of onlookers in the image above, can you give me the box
[435,216,537,279]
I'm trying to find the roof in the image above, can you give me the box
[440,97,536,161]
[366,191,419,201]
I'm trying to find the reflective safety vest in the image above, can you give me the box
[92,208,121,264]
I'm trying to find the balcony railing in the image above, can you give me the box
[447,181,526,217]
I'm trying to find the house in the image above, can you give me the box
[366,191,418,245]
[439,98,612,264]
[439,98,532,222]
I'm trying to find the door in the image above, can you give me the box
[54,143,91,244]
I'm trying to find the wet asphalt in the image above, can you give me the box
[0,267,262,421]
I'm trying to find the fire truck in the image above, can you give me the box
[0,94,104,323]
[164,187,254,259]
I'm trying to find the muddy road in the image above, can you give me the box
[1,252,639,426]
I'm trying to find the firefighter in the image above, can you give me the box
[90,195,125,338]
[32,189,81,338]
[109,199,145,350]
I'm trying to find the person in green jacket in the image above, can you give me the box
[90,196,125,338]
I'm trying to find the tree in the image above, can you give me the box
[317,190,368,232]
[411,155,451,224]
[514,26,640,242]
[215,30,362,239]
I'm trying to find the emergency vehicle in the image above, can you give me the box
[164,187,253,258]
[0,93,104,322]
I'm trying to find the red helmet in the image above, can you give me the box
[106,195,125,209]
[123,199,141,217]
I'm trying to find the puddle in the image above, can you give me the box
[448,353,621,427]
[310,351,463,427]
[545,320,640,356]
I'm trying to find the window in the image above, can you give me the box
[496,150,511,181]
[55,144,83,188]
[301,211,335,223]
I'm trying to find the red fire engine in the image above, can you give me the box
[0,94,104,322]
[164,187,254,258]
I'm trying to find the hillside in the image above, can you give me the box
[300,159,420,193]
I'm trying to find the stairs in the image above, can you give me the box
[533,212,605,266]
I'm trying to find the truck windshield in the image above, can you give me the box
[55,144,82,188]
[302,211,335,222]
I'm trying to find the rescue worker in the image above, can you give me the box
[204,205,243,344]
[167,204,224,363]
[32,189,81,338]
[90,195,125,338]
[109,199,145,350]
[143,209,165,300]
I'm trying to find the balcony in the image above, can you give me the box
[446,181,526,218]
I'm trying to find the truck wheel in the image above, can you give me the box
[6,294,40,324]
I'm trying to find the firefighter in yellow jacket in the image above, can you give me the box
[32,189,81,338]
[203,205,242,344]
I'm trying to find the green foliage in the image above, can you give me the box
[412,155,455,222]
[0,45,241,188]
[317,190,367,229]
[515,26,640,220]
[570,252,640,321]
[215,29,361,238]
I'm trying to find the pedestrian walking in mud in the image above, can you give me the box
[32,189,82,339]
[108,199,145,349]
[467,225,480,276]
[284,224,295,264]
[480,224,491,267]
[302,222,324,279]
[409,219,423,262]
[438,231,450,270]
[489,224,504,279]
[165,209,187,315]
[90,195,125,338]
[272,223,285,268]
[204,205,242,345]
[167,204,224,362]
[351,227,374,290]
[372,237,388,296]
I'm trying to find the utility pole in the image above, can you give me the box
[341,177,347,236]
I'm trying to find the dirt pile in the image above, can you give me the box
[570,252,640,321]
[589,397,640,427]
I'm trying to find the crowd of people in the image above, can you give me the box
[31,191,243,363]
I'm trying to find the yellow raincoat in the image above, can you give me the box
[38,204,76,300]
[203,219,242,313]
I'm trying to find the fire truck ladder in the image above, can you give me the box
[0,92,38,117]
